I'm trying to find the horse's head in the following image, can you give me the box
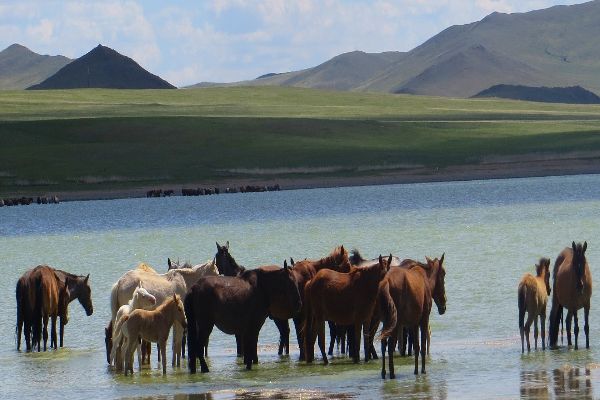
[377,254,393,278]
[426,253,447,315]
[76,274,93,316]
[572,241,588,294]
[536,257,551,296]
[215,241,244,276]
[261,261,302,316]
[104,320,113,365]
[332,245,351,272]
[133,282,156,308]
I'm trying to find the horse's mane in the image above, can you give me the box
[136,263,157,273]
[349,249,366,265]
[535,258,550,276]
[400,259,428,270]
[320,246,349,265]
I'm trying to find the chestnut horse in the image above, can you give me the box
[518,257,551,352]
[304,255,391,364]
[549,242,592,349]
[185,263,301,372]
[379,255,447,378]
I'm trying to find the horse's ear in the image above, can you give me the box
[440,253,445,265]
[173,293,177,301]
[216,242,221,251]
[583,241,588,253]
[572,241,577,252]
[84,274,89,284]
[379,254,383,264]
[138,281,142,288]
[225,241,229,249]
[387,254,393,266]
[284,259,288,270]
[290,257,295,266]
[168,258,172,269]
[341,245,345,254]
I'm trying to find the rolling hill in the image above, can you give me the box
[200,1,600,98]
[0,44,71,90]
[473,84,600,104]
[28,45,175,90]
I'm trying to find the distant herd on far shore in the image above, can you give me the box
[14,240,592,380]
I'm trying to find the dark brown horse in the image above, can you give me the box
[379,255,447,378]
[549,242,592,349]
[53,269,93,347]
[304,255,391,364]
[185,263,301,372]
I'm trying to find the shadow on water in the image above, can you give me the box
[121,389,355,400]
[520,366,594,400]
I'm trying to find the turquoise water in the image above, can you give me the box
[1,175,600,399]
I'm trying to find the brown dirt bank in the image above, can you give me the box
[24,156,600,202]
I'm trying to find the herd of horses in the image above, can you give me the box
[15,240,592,380]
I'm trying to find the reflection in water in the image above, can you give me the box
[381,376,447,400]
[521,367,593,400]
[122,390,354,400]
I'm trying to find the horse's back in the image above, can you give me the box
[387,267,428,323]
[554,247,592,310]
[115,269,183,313]
[518,274,546,313]
[32,266,60,315]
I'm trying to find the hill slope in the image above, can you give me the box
[0,44,71,90]
[473,84,600,104]
[200,1,600,97]
[28,45,175,90]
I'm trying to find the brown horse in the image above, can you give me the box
[549,242,592,349]
[185,263,301,372]
[304,255,391,364]
[120,294,187,375]
[379,255,447,378]
[518,257,551,352]
[16,269,36,351]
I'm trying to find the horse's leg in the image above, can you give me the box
[541,310,547,350]
[317,320,328,365]
[293,316,305,361]
[412,326,420,375]
[328,321,336,356]
[381,336,387,379]
[172,323,182,367]
[243,331,258,370]
[59,317,65,348]
[161,340,167,374]
[427,324,431,356]
[566,310,573,346]
[573,311,580,350]
[388,328,397,379]
[584,303,590,349]
[235,333,243,357]
[50,316,57,349]
[137,339,142,371]
[182,329,186,359]
[353,323,361,364]
[533,316,539,350]
[420,321,428,374]
[524,312,534,352]
[363,323,370,362]
[42,315,49,351]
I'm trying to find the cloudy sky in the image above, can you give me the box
[0,0,585,86]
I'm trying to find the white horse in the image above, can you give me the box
[110,282,156,369]
[110,260,218,367]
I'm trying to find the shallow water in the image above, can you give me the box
[2,175,600,399]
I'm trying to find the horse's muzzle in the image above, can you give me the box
[438,305,446,315]
[86,307,93,316]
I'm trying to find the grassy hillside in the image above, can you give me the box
[1,86,600,196]
[0,44,71,90]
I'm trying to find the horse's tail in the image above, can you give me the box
[15,280,23,349]
[518,284,526,331]
[548,290,562,348]
[110,282,120,323]
[183,292,198,373]
[110,314,128,365]
[378,280,397,340]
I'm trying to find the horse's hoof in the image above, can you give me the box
[381,371,386,379]
[390,373,395,379]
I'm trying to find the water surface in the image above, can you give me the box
[2,175,600,399]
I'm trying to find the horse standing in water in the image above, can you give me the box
[379,255,447,378]
[304,255,392,364]
[549,242,592,350]
[518,258,551,352]
[185,263,301,372]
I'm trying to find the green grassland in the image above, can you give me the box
[1,86,600,196]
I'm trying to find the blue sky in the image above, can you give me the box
[0,0,586,86]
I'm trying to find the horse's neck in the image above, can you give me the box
[314,255,344,271]
[175,266,207,289]
[413,265,437,290]
[129,293,143,309]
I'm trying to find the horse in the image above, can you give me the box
[379,254,447,378]
[185,263,301,372]
[549,242,592,350]
[110,282,157,370]
[518,257,551,352]
[121,294,187,375]
[304,255,392,364]
[214,242,291,357]
[16,269,36,351]
[52,269,93,347]
[108,260,218,367]
[30,266,61,352]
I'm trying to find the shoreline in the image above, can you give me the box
[6,156,600,202]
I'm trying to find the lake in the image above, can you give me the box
[1,175,600,399]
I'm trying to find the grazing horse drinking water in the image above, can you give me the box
[304,255,392,364]
[185,262,301,372]
[379,255,447,378]
[549,242,592,350]
[518,257,551,352]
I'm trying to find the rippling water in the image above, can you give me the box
[2,175,600,399]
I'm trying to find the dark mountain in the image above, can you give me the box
[0,44,71,90]
[28,45,175,90]
[473,84,600,104]
[199,1,600,98]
